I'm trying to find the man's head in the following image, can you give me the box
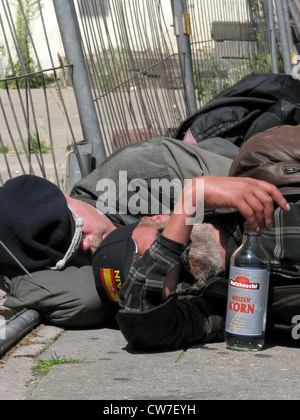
[0,175,116,278]
[64,194,117,255]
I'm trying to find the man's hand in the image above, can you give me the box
[203,176,290,232]
[161,175,289,299]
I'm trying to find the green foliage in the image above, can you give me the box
[0,145,9,154]
[193,55,232,104]
[3,0,44,88]
[194,50,273,105]
[27,134,50,154]
[34,352,84,374]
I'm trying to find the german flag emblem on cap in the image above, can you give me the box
[92,222,139,307]
[100,268,122,302]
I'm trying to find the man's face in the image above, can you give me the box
[65,194,117,254]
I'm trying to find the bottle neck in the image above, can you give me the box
[242,224,262,246]
[242,231,261,245]
[243,223,261,237]
[231,223,269,268]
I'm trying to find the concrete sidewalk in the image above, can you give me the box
[0,323,299,401]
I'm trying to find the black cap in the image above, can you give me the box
[0,175,74,278]
[92,222,139,308]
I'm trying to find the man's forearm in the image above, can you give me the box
[118,229,189,312]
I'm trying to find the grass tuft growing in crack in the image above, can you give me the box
[34,352,84,374]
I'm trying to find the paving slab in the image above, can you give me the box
[0,325,63,400]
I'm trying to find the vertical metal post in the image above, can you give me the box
[275,0,293,74]
[53,0,106,168]
[283,0,295,55]
[289,0,300,40]
[267,0,279,73]
[171,0,197,116]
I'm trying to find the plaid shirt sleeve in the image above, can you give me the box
[261,202,300,275]
[118,229,191,312]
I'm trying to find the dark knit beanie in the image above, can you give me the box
[0,175,74,278]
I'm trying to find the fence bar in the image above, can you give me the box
[171,0,197,116]
[288,0,300,40]
[267,0,279,73]
[283,0,296,55]
[275,0,292,74]
[53,0,107,169]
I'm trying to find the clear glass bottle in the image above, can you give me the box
[225,224,270,352]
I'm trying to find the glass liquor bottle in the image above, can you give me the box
[225,224,270,351]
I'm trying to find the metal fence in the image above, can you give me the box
[72,0,273,156]
[0,0,297,190]
[0,0,85,188]
[190,0,271,104]
[72,0,187,157]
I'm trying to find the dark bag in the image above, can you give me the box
[174,73,300,147]
[268,275,300,343]
[261,203,300,341]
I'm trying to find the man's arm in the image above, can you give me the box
[163,176,289,243]
[161,176,290,298]
[201,176,289,232]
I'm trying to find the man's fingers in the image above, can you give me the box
[252,188,276,231]
[203,177,290,232]
[236,200,257,231]
[258,181,290,212]
[238,195,268,232]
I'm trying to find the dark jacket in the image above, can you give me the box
[175,73,300,147]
